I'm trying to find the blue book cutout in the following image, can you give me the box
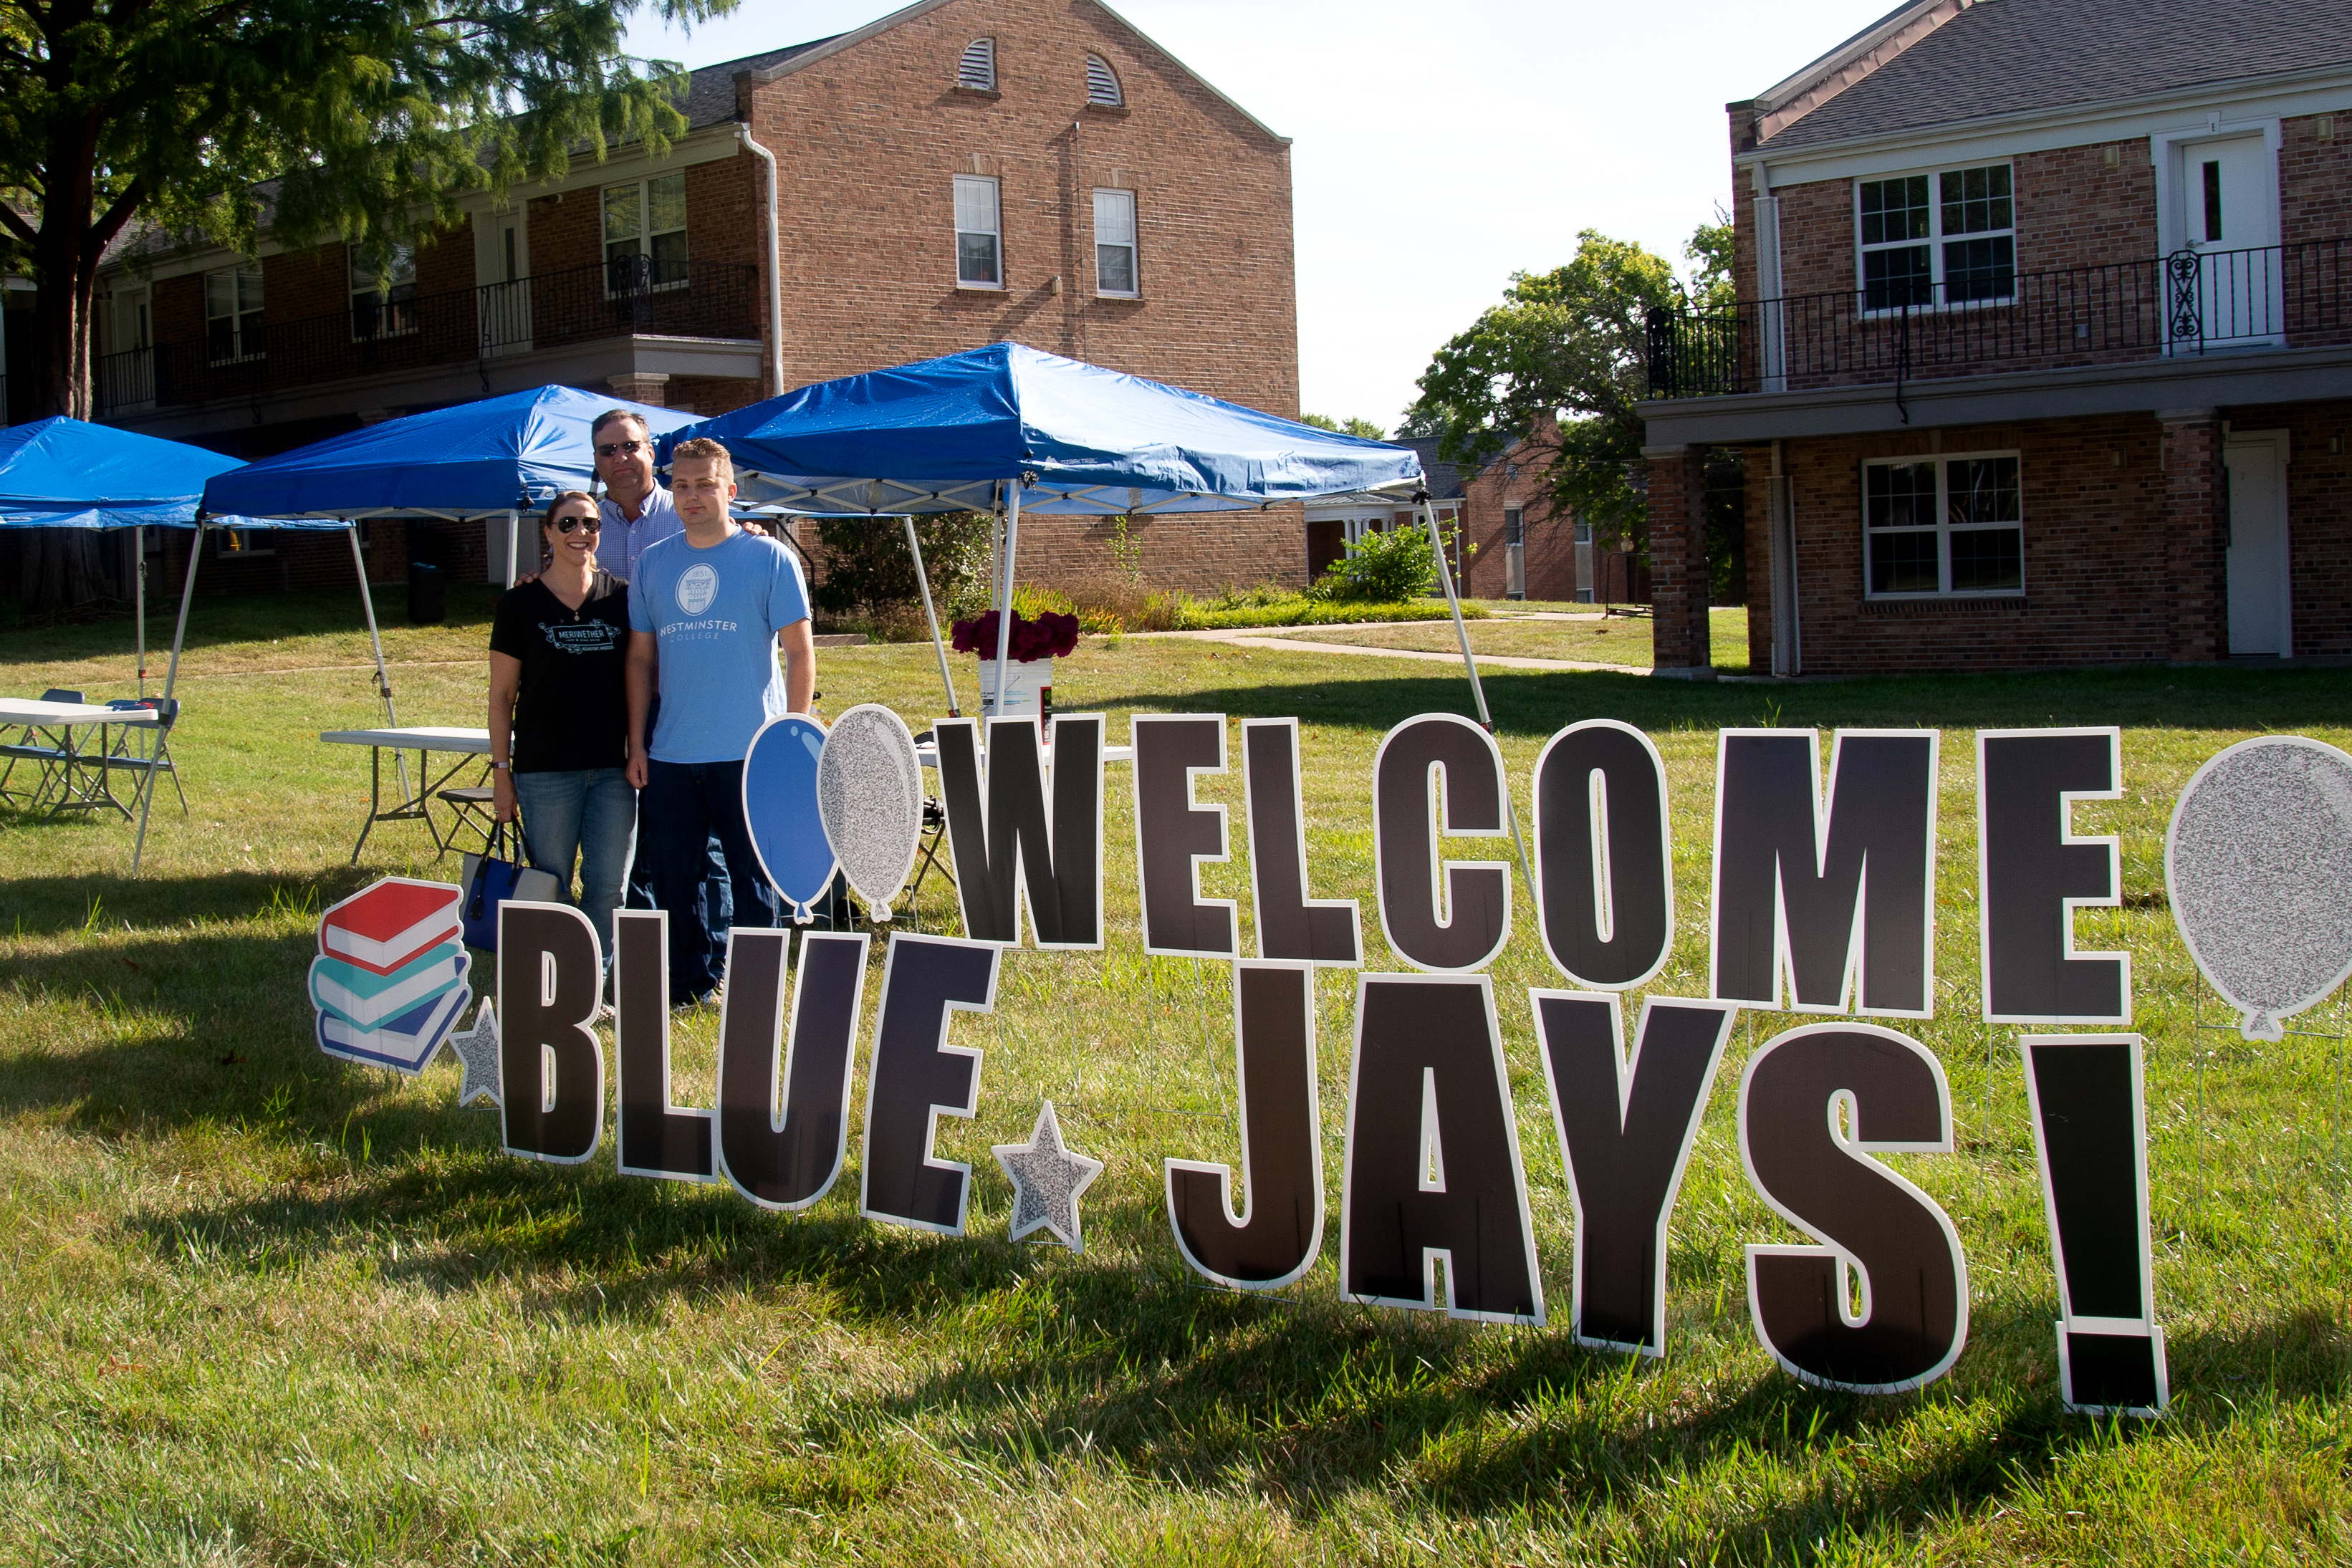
[316,984,472,1074]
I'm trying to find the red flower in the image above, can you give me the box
[950,609,1080,661]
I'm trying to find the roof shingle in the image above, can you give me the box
[1760,0,2352,153]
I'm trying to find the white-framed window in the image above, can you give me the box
[1085,54,1122,107]
[605,173,688,292]
[1857,163,2015,312]
[350,243,418,340]
[203,266,264,365]
[1093,188,1136,296]
[954,175,1002,287]
[1863,451,2024,597]
[958,38,996,91]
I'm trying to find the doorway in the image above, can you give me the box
[474,211,532,356]
[2224,430,2291,656]
[2171,133,2282,349]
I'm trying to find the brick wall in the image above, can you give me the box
[748,0,1299,420]
[1780,414,2183,673]
[1744,120,2352,309]
[2012,141,2156,273]
[527,189,600,276]
[2282,112,2352,246]
[1454,434,1580,601]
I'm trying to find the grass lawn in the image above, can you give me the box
[0,587,2346,1562]
[1288,606,1752,670]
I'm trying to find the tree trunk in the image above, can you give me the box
[16,107,125,610]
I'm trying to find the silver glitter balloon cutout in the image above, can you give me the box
[2166,735,2352,1040]
[816,703,925,921]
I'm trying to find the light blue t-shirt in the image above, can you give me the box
[628,527,811,764]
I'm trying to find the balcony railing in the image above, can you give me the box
[1644,239,2352,400]
[95,256,760,418]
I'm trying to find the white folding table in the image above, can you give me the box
[0,698,163,823]
[320,726,494,865]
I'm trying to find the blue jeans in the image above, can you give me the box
[643,758,777,1001]
[512,767,638,966]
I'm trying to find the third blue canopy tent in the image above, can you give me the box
[661,342,1484,722]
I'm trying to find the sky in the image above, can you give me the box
[621,0,1896,431]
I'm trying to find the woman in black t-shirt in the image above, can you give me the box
[488,490,635,964]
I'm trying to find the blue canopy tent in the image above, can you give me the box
[194,384,699,734]
[661,342,1509,726]
[0,416,293,870]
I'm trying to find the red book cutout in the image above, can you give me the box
[320,879,464,973]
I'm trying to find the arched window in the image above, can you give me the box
[959,38,996,91]
[1084,54,1122,107]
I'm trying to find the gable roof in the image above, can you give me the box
[1755,0,2352,153]
[678,39,840,128]
[739,0,1287,145]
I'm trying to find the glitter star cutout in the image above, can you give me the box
[441,998,502,1107]
[992,1101,1104,1254]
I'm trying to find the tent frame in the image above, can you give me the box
[147,516,402,875]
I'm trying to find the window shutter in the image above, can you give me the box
[959,38,995,91]
[1085,54,1122,107]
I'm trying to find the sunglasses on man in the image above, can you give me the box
[595,440,646,458]
[552,514,602,534]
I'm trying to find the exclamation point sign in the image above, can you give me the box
[2021,1034,2170,1415]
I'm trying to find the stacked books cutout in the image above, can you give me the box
[310,878,474,1072]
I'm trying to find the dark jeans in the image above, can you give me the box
[624,691,729,956]
[643,758,776,1001]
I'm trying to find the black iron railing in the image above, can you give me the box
[95,256,760,418]
[1645,240,2352,400]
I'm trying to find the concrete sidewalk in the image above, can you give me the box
[1153,627,1648,675]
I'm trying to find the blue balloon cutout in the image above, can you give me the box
[742,714,838,921]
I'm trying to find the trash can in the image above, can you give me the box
[408,562,446,625]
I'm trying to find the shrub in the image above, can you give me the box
[1307,522,1454,603]
[809,512,994,624]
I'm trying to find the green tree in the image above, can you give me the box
[0,0,731,419]
[1686,203,1736,313]
[1300,412,1386,440]
[1403,224,1727,552]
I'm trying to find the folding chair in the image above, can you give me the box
[104,698,188,818]
[0,688,80,810]
[434,781,501,858]
[902,797,956,928]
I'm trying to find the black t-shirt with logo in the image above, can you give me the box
[489,571,632,773]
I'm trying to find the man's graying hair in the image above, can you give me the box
[591,408,648,442]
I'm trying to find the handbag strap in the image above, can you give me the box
[467,822,509,920]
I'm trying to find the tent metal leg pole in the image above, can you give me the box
[903,516,960,717]
[991,481,1024,726]
[506,509,519,590]
[163,522,205,703]
[1422,499,1535,903]
[141,522,208,877]
[135,526,146,698]
[349,521,408,799]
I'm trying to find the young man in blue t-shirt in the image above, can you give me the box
[625,437,815,1005]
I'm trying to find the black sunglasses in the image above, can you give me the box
[552,514,601,534]
[595,440,646,458]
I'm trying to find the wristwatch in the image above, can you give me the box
[491,760,512,771]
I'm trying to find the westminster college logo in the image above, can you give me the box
[676,562,720,616]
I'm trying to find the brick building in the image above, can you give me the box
[60,0,1303,602]
[1302,432,1598,602]
[1640,0,2352,675]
